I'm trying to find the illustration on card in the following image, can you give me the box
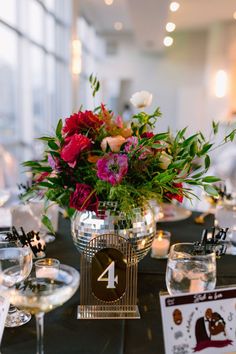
[194,308,233,352]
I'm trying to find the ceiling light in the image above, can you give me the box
[72,39,82,75]
[104,0,113,5]
[215,70,228,98]
[170,2,180,12]
[114,22,123,31]
[166,22,176,32]
[163,36,173,47]
[233,11,236,20]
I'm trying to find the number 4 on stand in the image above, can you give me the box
[97,261,118,289]
[78,233,140,319]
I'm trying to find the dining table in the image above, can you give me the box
[2,211,236,354]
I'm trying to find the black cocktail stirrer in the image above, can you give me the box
[192,227,229,256]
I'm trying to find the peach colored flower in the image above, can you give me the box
[120,127,133,138]
[101,135,126,152]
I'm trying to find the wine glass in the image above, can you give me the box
[166,243,216,295]
[9,263,80,354]
[0,232,33,327]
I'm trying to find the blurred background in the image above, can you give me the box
[0,0,236,187]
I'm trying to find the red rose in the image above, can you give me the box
[61,134,91,168]
[69,183,99,213]
[62,111,102,137]
[141,132,154,139]
[165,183,184,203]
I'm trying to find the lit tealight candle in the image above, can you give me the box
[151,230,171,259]
[36,267,59,279]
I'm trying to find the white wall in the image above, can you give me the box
[98,23,236,135]
[99,30,208,133]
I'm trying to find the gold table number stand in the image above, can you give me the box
[77,233,140,319]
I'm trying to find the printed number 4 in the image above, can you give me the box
[97,261,118,289]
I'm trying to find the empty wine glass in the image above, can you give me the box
[9,264,80,354]
[0,232,33,327]
[166,243,216,295]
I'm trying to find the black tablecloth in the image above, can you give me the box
[2,212,236,354]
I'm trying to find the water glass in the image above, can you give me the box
[166,243,216,295]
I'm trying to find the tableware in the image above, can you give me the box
[166,243,216,295]
[215,194,236,254]
[151,230,171,259]
[158,204,192,222]
[9,264,80,354]
[0,232,33,327]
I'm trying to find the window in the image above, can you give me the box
[0,0,72,168]
[0,26,17,142]
[0,0,72,182]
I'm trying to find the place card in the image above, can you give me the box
[0,294,10,342]
[160,286,236,354]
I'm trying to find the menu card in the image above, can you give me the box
[160,287,236,354]
[0,294,9,342]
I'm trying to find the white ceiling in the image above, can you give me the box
[78,0,236,50]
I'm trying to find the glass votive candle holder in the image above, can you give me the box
[151,230,171,259]
[35,258,60,279]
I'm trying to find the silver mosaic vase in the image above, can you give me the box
[71,202,156,262]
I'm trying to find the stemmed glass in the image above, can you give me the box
[0,232,33,327]
[166,243,216,295]
[9,263,80,354]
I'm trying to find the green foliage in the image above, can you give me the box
[21,76,236,234]
[89,74,100,97]
[42,215,55,235]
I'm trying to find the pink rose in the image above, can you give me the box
[61,134,91,168]
[70,183,99,213]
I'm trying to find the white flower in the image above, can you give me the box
[130,91,153,109]
[159,151,172,170]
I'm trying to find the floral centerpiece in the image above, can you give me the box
[23,76,235,237]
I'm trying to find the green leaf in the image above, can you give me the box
[22,161,41,167]
[48,141,59,150]
[42,215,55,234]
[174,127,187,143]
[56,119,63,139]
[153,133,169,140]
[182,134,198,147]
[204,155,210,169]
[33,166,52,172]
[199,143,213,156]
[151,144,163,149]
[37,136,55,141]
[38,182,54,188]
[230,130,236,142]
[202,176,221,183]
[212,121,219,135]
[204,184,219,197]
[189,141,197,156]
[169,159,186,169]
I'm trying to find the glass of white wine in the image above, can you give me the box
[166,243,216,295]
[9,264,80,354]
[0,232,33,327]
